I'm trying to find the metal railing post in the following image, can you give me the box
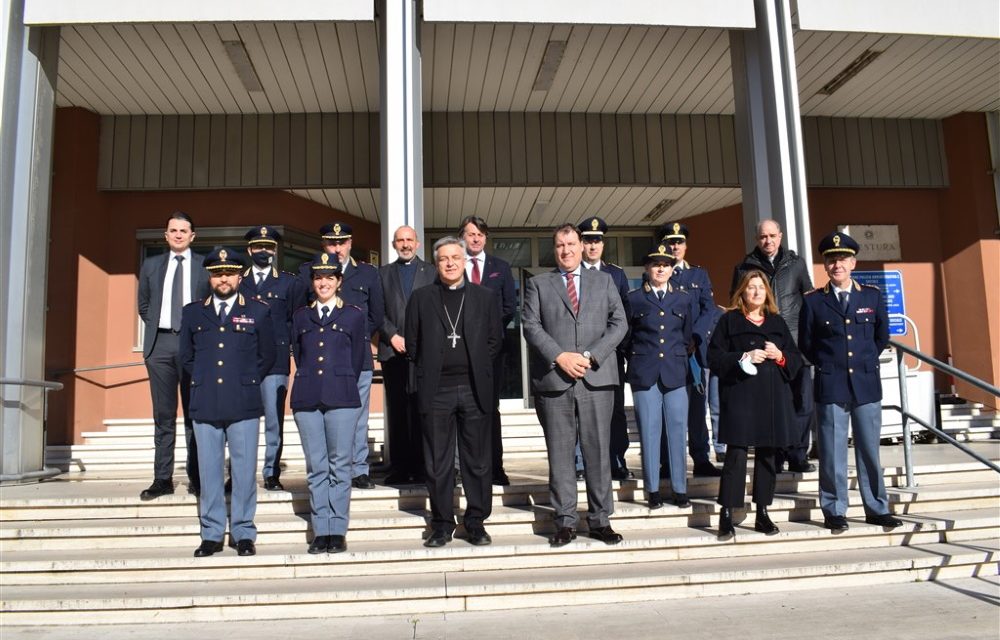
[896,349,916,488]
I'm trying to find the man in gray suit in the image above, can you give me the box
[378,225,436,484]
[522,223,628,547]
[136,211,209,500]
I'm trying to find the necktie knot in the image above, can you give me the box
[321,306,330,321]
[838,291,849,312]
[175,255,184,264]
[657,290,665,301]
[257,271,266,284]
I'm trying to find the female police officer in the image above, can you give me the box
[625,245,697,510]
[291,252,367,554]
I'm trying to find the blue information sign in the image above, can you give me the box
[852,270,906,335]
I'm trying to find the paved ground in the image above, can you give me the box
[5,576,998,639]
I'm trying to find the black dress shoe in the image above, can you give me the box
[193,540,224,557]
[754,507,780,535]
[647,491,664,510]
[385,470,416,485]
[327,535,347,553]
[424,530,452,548]
[672,493,692,509]
[224,478,232,494]
[263,476,284,491]
[715,451,726,464]
[693,462,722,477]
[140,479,174,501]
[824,515,850,532]
[866,513,903,528]
[575,470,585,481]
[588,526,624,545]
[466,528,492,546]
[492,470,511,486]
[188,483,200,497]
[611,467,634,481]
[549,527,577,547]
[787,462,816,473]
[718,507,735,541]
[308,535,330,554]
[236,539,256,556]
[352,474,375,489]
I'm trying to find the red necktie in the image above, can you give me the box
[565,272,578,314]
[471,257,481,285]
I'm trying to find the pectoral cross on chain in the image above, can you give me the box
[447,330,461,348]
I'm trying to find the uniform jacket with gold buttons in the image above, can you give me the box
[624,283,696,391]
[799,280,889,405]
[179,294,276,422]
[289,300,366,412]
[239,265,307,376]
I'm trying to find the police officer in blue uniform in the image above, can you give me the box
[299,222,385,489]
[799,231,902,532]
[180,248,276,557]
[626,245,697,509]
[240,225,307,491]
[657,222,723,477]
[578,216,633,480]
[291,253,367,554]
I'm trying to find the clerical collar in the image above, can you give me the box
[397,257,415,265]
[443,279,465,290]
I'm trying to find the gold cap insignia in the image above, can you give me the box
[260,226,267,237]
[321,253,330,265]
[333,223,342,235]
[219,249,228,261]
[673,222,680,234]
[591,219,599,230]
[658,245,667,254]
[833,235,841,247]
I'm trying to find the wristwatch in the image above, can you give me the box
[582,350,592,360]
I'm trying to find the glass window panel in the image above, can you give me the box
[491,237,531,267]
[629,237,652,267]
[537,239,556,268]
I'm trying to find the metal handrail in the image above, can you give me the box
[889,339,1000,489]
[0,378,64,391]
[51,362,144,376]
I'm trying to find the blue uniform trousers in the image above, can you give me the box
[351,370,373,476]
[817,400,890,517]
[294,408,355,536]
[634,382,689,495]
[193,418,259,543]
[260,373,288,480]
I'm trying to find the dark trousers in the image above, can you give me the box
[717,446,777,508]
[777,366,814,468]
[422,385,492,533]
[608,353,630,471]
[145,331,198,485]
[490,352,506,476]
[383,356,423,475]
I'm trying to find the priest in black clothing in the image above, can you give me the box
[405,236,503,548]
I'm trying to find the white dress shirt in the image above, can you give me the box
[465,252,485,282]
[158,248,193,329]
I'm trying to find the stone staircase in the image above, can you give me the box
[3,409,998,626]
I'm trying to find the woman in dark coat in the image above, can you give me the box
[708,269,802,540]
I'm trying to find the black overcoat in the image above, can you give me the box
[707,310,802,447]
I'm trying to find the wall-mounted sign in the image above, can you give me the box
[838,224,901,261]
[852,270,907,336]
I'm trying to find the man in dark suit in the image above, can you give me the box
[179,247,276,557]
[136,211,209,500]
[522,224,627,547]
[799,231,901,533]
[578,216,632,481]
[239,225,306,491]
[299,222,385,489]
[458,216,517,486]
[658,222,723,478]
[378,226,436,484]
[406,237,503,548]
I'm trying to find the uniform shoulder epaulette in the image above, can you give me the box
[185,299,203,308]
[606,262,622,269]
[805,288,821,295]
[249,297,270,307]
[642,282,652,293]
[861,283,880,291]
[281,270,296,277]
[346,303,363,312]
[242,266,252,277]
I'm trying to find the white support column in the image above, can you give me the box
[0,5,61,482]
[730,0,813,266]
[379,0,424,261]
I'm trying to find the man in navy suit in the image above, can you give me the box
[578,216,633,481]
[180,247,276,557]
[378,226,437,484]
[299,222,385,489]
[799,231,901,533]
[459,216,517,485]
[136,211,209,500]
[658,222,722,478]
[239,225,306,491]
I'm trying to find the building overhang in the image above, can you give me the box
[796,0,999,39]
[22,0,374,25]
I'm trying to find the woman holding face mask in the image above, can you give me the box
[290,253,366,554]
[708,270,802,540]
